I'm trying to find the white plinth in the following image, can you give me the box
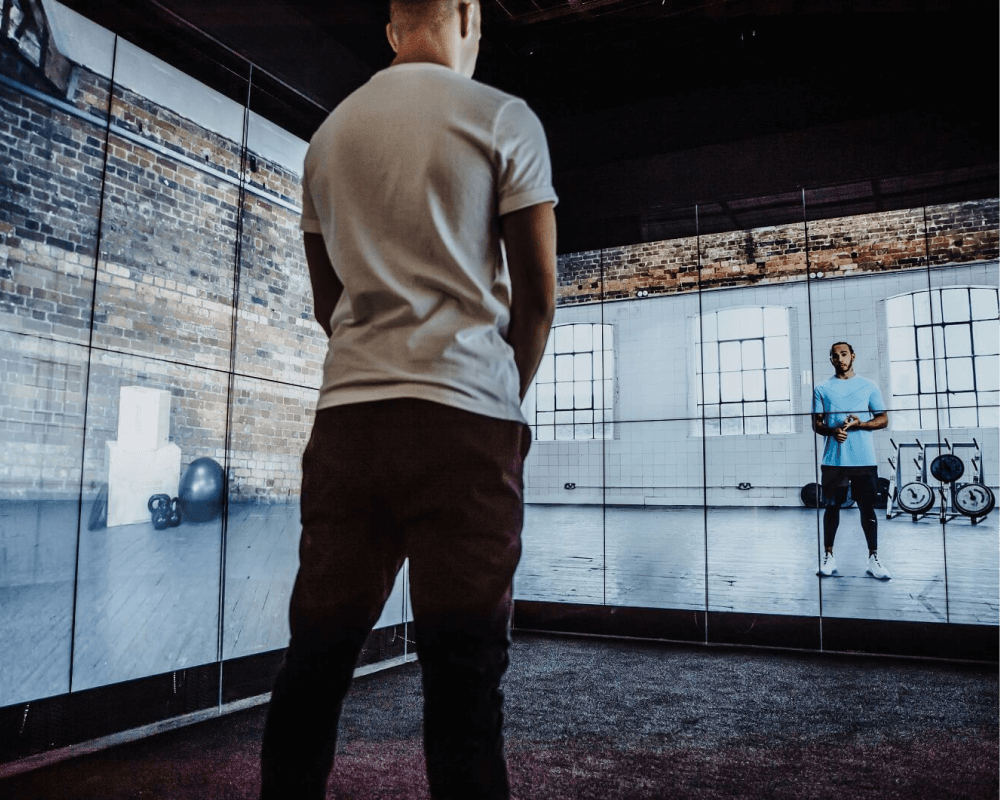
[117,386,172,451]
[106,441,181,527]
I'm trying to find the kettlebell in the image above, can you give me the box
[148,493,171,530]
[167,496,182,527]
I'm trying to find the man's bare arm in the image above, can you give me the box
[502,202,557,400]
[813,413,850,443]
[303,232,343,338]
[851,411,889,431]
[812,413,831,436]
[815,411,889,443]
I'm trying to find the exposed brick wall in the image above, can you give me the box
[0,332,87,498]
[555,202,999,306]
[0,78,106,343]
[235,191,322,387]
[228,378,315,501]
[1,63,317,500]
[92,129,242,370]
[925,201,1000,268]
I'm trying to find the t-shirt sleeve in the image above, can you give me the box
[494,99,559,217]
[869,382,887,414]
[299,164,323,234]
[812,386,824,416]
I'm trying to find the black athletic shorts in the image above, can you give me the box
[820,465,878,507]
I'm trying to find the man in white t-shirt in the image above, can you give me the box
[260,1,558,798]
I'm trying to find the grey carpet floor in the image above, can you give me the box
[2,631,997,798]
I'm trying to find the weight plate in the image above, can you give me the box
[800,482,821,508]
[954,484,996,517]
[930,453,965,483]
[799,482,855,508]
[897,481,935,515]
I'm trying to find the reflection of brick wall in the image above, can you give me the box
[0,76,107,342]
[236,193,323,387]
[228,379,315,501]
[556,202,999,306]
[0,333,86,498]
[925,201,1000,267]
[81,351,230,497]
[1,63,318,500]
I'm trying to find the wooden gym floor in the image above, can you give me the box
[1,499,996,707]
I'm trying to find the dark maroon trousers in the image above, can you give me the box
[260,399,530,800]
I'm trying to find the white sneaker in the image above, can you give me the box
[818,551,837,576]
[867,553,892,580]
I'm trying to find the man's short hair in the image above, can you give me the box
[830,341,854,356]
[389,0,467,35]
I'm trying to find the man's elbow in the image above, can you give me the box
[513,284,555,324]
[538,291,556,324]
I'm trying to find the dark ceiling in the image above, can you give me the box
[59,0,998,252]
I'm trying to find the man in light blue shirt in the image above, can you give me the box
[812,342,891,580]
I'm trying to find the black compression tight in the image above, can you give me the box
[824,502,878,551]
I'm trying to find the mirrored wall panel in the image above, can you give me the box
[222,376,311,660]
[518,302,608,606]
[923,215,999,625]
[73,352,228,690]
[0,334,89,706]
[604,419,706,611]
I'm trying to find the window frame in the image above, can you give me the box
[692,305,794,436]
[886,286,999,430]
[528,322,615,442]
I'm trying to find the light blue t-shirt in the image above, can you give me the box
[812,375,886,467]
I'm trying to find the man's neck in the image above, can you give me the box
[391,51,451,70]
[835,369,855,380]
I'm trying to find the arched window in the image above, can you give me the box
[694,307,793,435]
[886,287,999,429]
[529,323,614,441]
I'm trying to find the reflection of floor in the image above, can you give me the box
[220,504,299,661]
[0,500,413,708]
[2,500,997,708]
[0,499,78,707]
[517,505,999,626]
[0,501,301,706]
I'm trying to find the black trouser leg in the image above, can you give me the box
[416,603,513,800]
[260,406,404,800]
[260,624,372,799]
[399,405,529,800]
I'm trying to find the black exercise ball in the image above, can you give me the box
[178,457,226,523]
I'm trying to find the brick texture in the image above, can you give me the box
[556,203,998,306]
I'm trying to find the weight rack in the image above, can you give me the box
[887,438,993,524]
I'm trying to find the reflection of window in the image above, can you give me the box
[887,287,999,429]
[532,323,614,441]
[694,307,792,435]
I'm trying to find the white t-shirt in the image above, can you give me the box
[300,62,558,423]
